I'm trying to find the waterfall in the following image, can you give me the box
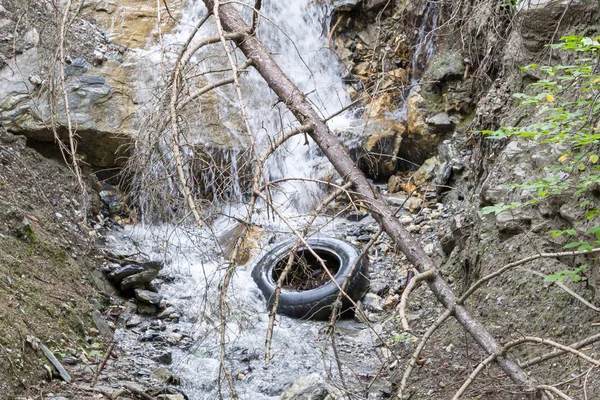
[395,2,439,120]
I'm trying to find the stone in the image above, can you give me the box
[91,310,113,337]
[423,243,436,255]
[356,119,405,179]
[389,68,407,83]
[353,61,370,76]
[137,304,157,315]
[151,368,180,385]
[332,0,362,11]
[411,156,439,186]
[126,315,143,328]
[108,264,144,283]
[157,395,185,400]
[405,197,422,213]
[386,193,408,207]
[407,91,426,136]
[388,175,403,193]
[158,306,178,319]
[426,113,455,133]
[29,74,42,85]
[425,51,465,82]
[398,215,413,225]
[121,261,163,290]
[40,344,71,383]
[280,373,334,400]
[363,293,383,312]
[168,333,183,344]
[154,352,173,365]
[135,289,163,305]
[495,209,534,233]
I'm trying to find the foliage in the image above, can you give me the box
[481,35,600,281]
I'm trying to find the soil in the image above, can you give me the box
[0,129,101,398]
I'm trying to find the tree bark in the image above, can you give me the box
[202,0,533,393]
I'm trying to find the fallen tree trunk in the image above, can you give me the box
[202,0,533,394]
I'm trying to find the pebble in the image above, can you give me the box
[398,215,412,225]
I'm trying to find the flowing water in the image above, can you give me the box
[113,1,381,399]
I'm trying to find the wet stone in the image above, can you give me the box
[126,315,143,328]
[158,306,179,319]
[135,289,163,305]
[152,368,180,385]
[138,332,163,342]
[154,351,173,365]
[108,264,144,282]
[137,303,157,315]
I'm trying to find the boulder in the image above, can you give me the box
[351,119,405,180]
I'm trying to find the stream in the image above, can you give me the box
[107,1,438,398]
[110,1,386,399]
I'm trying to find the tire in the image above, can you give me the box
[251,237,370,320]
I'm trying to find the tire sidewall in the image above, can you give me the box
[251,237,369,319]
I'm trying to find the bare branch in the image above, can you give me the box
[458,248,600,305]
[398,269,436,332]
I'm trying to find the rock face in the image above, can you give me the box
[0,0,247,171]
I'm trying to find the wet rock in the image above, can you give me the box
[407,91,426,136]
[332,0,362,12]
[280,373,338,400]
[152,368,180,385]
[425,51,465,82]
[158,306,178,319]
[426,113,455,133]
[154,352,173,365]
[157,395,185,400]
[138,304,158,315]
[126,315,143,328]
[98,184,122,214]
[108,264,144,282]
[121,261,163,290]
[355,119,405,179]
[135,289,163,305]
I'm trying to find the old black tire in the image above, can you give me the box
[251,237,369,320]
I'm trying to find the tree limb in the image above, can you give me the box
[202,0,534,392]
